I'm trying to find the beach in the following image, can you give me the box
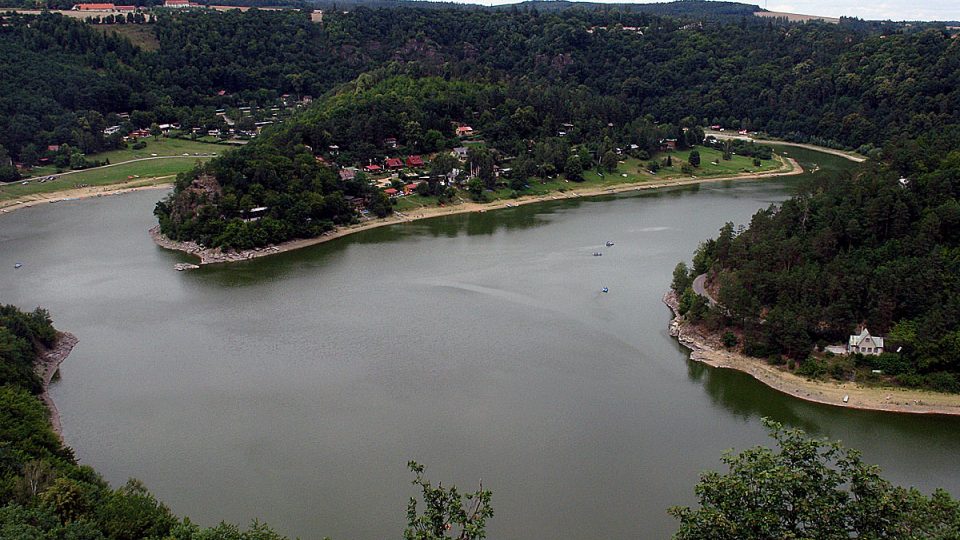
[0,178,174,214]
[663,290,960,416]
[151,157,804,265]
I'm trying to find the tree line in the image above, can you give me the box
[1,6,958,181]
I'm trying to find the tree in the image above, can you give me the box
[671,262,691,294]
[671,419,960,539]
[404,461,493,540]
[601,151,618,173]
[688,150,700,168]
[565,155,583,182]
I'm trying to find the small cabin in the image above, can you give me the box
[848,328,884,356]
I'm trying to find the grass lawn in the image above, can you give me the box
[83,138,222,166]
[23,138,223,180]
[0,157,210,201]
[393,194,441,211]
[91,24,160,51]
[579,145,781,185]
[386,145,785,210]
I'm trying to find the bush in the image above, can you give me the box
[796,357,827,379]
[132,141,147,150]
[722,331,738,348]
[925,372,960,393]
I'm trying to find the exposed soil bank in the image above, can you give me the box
[664,291,960,416]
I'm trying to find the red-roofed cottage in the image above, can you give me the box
[405,155,424,167]
[385,158,404,169]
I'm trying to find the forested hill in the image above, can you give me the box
[675,128,960,392]
[1,7,958,173]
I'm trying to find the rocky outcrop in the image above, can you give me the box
[35,332,78,443]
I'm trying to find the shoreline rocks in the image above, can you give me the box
[36,331,78,443]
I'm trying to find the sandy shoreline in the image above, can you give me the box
[663,291,960,416]
[36,332,79,443]
[0,179,174,214]
[153,157,804,265]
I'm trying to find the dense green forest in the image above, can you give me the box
[1,4,958,179]
[673,127,960,392]
[134,4,955,248]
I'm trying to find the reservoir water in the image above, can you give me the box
[2,148,958,539]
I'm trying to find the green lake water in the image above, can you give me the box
[1,147,957,539]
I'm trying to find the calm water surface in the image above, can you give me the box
[2,148,958,539]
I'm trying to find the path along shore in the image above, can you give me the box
[152,156,805,265]
[36,332,79,443]
[663,290,960,416]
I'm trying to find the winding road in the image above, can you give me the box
[692,273,718,306]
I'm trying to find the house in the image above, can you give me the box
[403,183,418,195]
[456,126,474,137]
[164,0,193,7]
[406,155,424,168]
[384,137,398,149]
[104,125,122,136]
[385,158,404,170]
[848,328,884,356]
[47,145,60,153]
[364,164,382,173]
[452,147,468,160]
[339,168,356,181]
[343,195,365,211]
[74,3,116,10]
[115,5,136,11]
[384,188,399,197]
[659,139,678,151]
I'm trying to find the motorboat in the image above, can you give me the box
[605,241,615,247]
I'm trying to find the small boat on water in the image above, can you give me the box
[593,252,602,256]
[174,263,200,271]
[601,287,609,293]
[605,241,615,247]
[14,263,22,269]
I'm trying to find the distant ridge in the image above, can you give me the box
[303,0,764,17]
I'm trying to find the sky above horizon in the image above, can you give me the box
[440,1,959,22]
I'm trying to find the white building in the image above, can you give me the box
[848,328,884,356]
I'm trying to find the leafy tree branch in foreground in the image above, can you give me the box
[671,419,960,539]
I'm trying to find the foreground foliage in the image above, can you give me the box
[671,419,960,539]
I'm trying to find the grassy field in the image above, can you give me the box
[25,138,223,179]
[86,138,221,166]
[393,145,784,209]
[1,157,209,202]
[91,24,160,51]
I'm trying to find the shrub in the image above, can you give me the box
[796,358,827,379]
